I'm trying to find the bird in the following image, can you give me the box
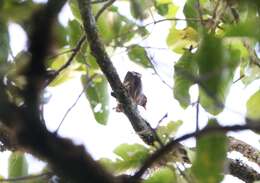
[116,71,147,112]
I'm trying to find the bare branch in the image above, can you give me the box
[228,136,260,167]
[134,124,260,179]
[143,17,201,27]
[47,0,117,87]
[55,74,98,133]
[77,0,162,145]
[95,0,117,20]
[228,159,260,183]
[0,172,52,183]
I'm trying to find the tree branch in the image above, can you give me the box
[228,136,260,167]
[228,159,260,183]
[134,124,260,179]
[0,1,119,183]
[77,0,161,145]
[0,172,53,183]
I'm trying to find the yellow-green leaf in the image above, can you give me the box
[246,90,260,121]
[82,75,109,125]
[8,152,28,183]
[167,26,198,54]
[128,45,151,68]
[144,167,176,183]
[192,119,227,183]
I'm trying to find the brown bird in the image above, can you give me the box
[116,71,147,112]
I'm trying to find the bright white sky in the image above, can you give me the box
[1,1,260,183]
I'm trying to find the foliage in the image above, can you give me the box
[0,0,260,183]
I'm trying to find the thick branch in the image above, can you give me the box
[134,124,260,179]
[77,0,160,145]
[0,1,118,183]
[228,159,260,183]
[228,136,260,166]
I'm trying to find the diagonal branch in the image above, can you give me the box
[228,159,260,183]
[134,123,260,179]
[228,136,260,167]
[77,0,162,145]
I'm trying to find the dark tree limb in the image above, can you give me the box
[228,159,260,183]
[77,0,161,145]
[0,1,119,183]
[134,124,260,179]
[228,136,260,167]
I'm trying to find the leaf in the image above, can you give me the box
[144,167,176,183]
[157,120,183,143]
[224,18,260,39]
[82,75,109,125]
[167,26,198,54]
[8,152,28,183]
[183,0,199,30]
[128,45,151,68]
[98,158,117,173]
[113,143,149,172]
[197,35,241,115]
[192,119,227,183]
[154,0,178,18]
[195,33,223,115]
[48,54,75,87]
[246,90,260,121]
[69,0,82,22]
[1,1,41,24]
[130,0,152,20]
[173,51,197,108]
[67,19,82,47]
[0,19,9,63]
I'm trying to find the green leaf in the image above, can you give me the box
[8,152,28,183]
[246,90,260,121]
[195,33,223,115]
[224,18,260,39]
[69,0,82,22]
[183,0,199,30]
[128,45,151,68]
[192,119,227,183]
[82,75,109,125]
[144,167,176,183]
[113,143,149,172]
[157,120,183,143]
[0,19,9,63]
[173,51,197,108]
[154,0,178,18]
[130,0,152,20]
[67,19,82,47]
[167,26,198,54]
[48,54,75,87]
[98,158,117,173]
[196,35,240,115]
[1,1,41,24]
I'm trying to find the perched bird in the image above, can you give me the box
[116,71,147,112]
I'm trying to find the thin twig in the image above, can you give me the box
[0,172,53,182]
[95,0,116,20]
[148,54,173,89]
[91,0,109,4]
[47,49,75,60]
[233,74,245,84]
[55,74,97,134]
[48,0,116,87]
[155,113,168,129]
[143,17,201,27]
[134,123,260,179]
